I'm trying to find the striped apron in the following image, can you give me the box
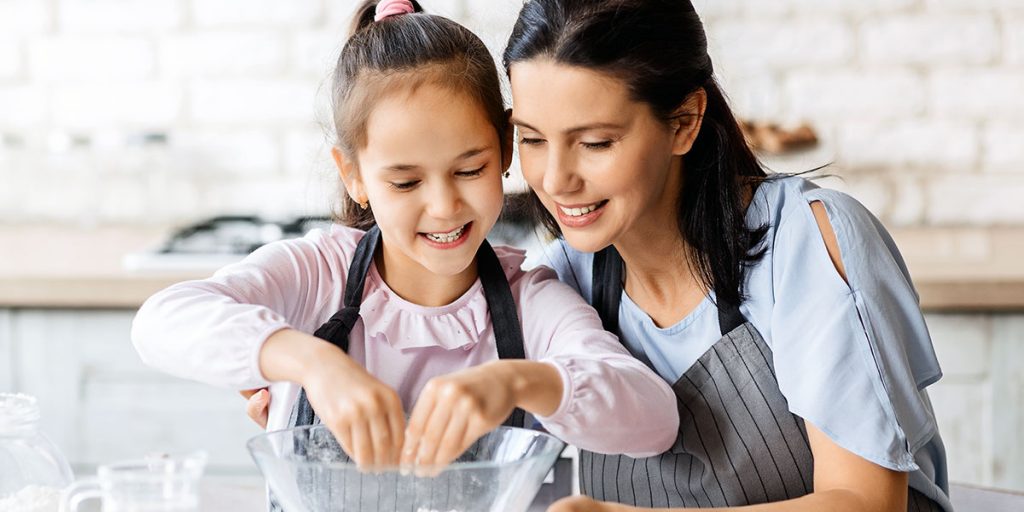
[270,226,529,511]
[579,246,941,510]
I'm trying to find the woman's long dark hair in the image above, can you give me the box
[503,0,768,307]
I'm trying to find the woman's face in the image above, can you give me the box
[509,59,693,253]
[337,83,509,279]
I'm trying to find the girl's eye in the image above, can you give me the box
[581,140,614,150]
[389,180,420,191]
[455,166,485,178]
[519,138,545,146]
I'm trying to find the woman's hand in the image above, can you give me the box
[258,329,406,471]
[241,388,269,429]
[401,360,563,475]
[547,496,619,512]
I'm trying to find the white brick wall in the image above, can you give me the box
[0,0,1021,226]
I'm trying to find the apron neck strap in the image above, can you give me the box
[591,245,747,338]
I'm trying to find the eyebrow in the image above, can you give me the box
[384,147,490,172]
[510,118,625,135]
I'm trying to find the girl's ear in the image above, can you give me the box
[501,109,514,173]
[670,88,707,156]
[332,147,367,204]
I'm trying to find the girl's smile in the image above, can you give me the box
[419,221,473,249]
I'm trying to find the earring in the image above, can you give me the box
[360,201,369,210]
[502,170,511,179]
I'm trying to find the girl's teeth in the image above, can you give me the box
[560,203,600,217]
[426,225,465,243]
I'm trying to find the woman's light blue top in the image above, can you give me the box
[531,175,952,510]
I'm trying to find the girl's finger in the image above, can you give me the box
[402,388,437,468]
[368,412,393,470]
[413,395,457,474]
[386,396,406,468]
[350,419,374,470]
[430,411,469,470]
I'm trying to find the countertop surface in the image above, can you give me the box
[1,224,1022,311]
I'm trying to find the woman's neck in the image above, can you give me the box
[375,244,479,308]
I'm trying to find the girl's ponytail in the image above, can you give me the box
[349,0,425,37]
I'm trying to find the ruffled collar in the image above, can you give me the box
[357,246,527,352]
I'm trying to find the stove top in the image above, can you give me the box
[122,197,544,273]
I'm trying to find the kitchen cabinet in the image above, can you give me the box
[1,308,263,475]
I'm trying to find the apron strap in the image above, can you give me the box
[592,246,623,335]
[477,239,528,429]
[591,245,747,339]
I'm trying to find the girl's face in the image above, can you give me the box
[337,83,509,279]
[509,59,701,253]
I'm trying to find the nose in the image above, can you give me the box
[425,180,463,220]
[541,147,582,197]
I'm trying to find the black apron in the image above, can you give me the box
[578,246,941,511]
[270,226,528,511]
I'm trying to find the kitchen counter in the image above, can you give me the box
[1,224,1022,311]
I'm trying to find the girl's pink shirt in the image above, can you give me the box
[131,225,679,457]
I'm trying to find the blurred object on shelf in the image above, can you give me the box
[739,120,819,154]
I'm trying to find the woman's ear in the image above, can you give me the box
[501,109,515,173]
[331,147,367,205]
[670,88,707,156]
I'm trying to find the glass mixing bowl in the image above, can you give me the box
[247,425,565,512]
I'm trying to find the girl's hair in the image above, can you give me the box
[503,0,768,308]
[332,0,508,229]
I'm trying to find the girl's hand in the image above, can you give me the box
[241,388,270,429]
[401,360,564,475]
[301,348,407,471]
[401,361,517,475]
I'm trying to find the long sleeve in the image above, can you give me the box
[131,228,357,390]
[511,259,680,458]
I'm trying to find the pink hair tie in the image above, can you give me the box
[374,0,415,21]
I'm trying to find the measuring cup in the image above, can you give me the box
[61,451,207,512]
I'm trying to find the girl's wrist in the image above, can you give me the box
[494,360,563,417]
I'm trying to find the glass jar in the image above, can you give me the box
[0,393,74,511]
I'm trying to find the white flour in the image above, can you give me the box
[0,485,61,512]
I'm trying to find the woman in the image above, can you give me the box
[502,0,952,511]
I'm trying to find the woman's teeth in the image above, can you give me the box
[559,202,603,217]
[425,225,465,243]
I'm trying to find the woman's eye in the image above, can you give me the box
[389,180,420,191]
[581,140,614,150]
[519,138,545,146]
[455,166,485,178]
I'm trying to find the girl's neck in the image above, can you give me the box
[375,244,479,308]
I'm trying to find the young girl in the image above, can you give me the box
[130,0,678,475]
[501,1,952,511]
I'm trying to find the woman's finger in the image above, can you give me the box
[245,389,269,429]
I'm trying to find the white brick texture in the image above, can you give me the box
[56,0,183,33]
[929,70,1024,120]
[785,70,926,119]
[0,38,21,79]
[861,15,999,65]
[709,19,854,69]
[160,32,287,78]
[192,0,324,28]
[187,80,319,125]
[836,119,978,169]
[0,0,51,36]
[29,36,156,81]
